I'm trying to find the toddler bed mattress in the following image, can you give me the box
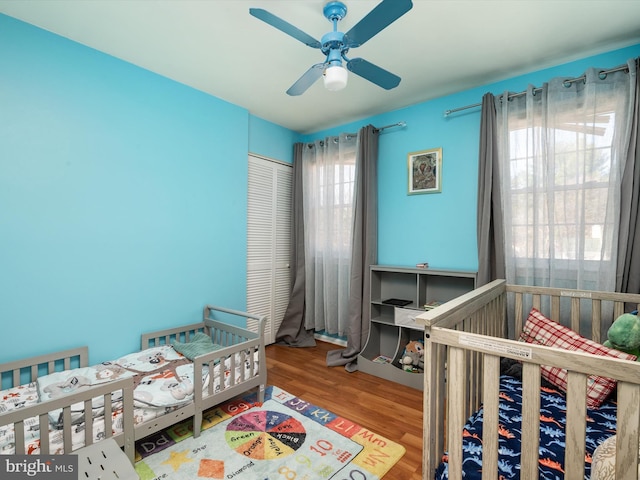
[37,345,199,412]
[435,375,618,480]
[0,343,259,455]
[38,344,259,412]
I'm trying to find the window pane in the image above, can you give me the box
[507,111,615,263]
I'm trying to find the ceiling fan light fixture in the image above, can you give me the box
[250,0,413,96]
[323,65,348,91]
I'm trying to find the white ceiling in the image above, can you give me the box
[1,0,639,134]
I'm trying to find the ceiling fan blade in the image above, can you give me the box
[346,58,401,90]
[286,63,326,96]
[249,8,322,48]
[344,0,413,48]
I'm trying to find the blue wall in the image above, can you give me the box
[249,115,297,164]
[0,14,297,365]
[303,43,640,271]
[1,11,638,366]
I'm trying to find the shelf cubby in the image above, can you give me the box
[358,265,477,390]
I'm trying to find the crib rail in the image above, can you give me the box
[417,279,640,480]
[508,284,640,343]
[433,329,640,480]
[420,280,508,479]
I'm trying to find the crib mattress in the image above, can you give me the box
[435,375,618,480]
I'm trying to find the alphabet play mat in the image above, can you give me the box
[134,385,406,479]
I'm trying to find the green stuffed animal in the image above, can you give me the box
[603,312,640,359]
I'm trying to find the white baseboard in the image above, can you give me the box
[313,332,347,347]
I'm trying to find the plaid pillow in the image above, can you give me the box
[519,308,637,408]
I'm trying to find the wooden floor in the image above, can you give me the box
[266,340,424,480]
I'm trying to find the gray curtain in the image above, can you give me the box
[275,142,316,347]
[326,125,379,371]
[476,93,505,286]
[616,58,640,295]
[276,125,379,355]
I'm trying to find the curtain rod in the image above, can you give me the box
[308,121,407,146]
[443,62,634,117]
[375,121,406,132]
[309,121,407,146]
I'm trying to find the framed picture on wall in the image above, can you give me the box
[408,147,442,194]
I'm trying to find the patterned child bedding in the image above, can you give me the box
[435,375,618,480]
[37,345,199,412]
[0,343,259,455]
[1,382,39,413]
[0,382,41,454]
[38,344,259,411]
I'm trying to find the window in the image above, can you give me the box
[316,162,356,252]
[497,72,632,291]
[507,111,617,263]
[302,135,357,334]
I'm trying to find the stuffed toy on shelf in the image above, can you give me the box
[399,339,424,373]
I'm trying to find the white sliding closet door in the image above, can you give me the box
[247,154,292,345]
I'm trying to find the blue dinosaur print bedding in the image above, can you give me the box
[435,375,617,480]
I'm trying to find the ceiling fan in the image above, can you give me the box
[249,0,413,96]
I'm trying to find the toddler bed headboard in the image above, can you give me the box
[0,346,135,459]
[418,279,640,480]
[1,346,88,390]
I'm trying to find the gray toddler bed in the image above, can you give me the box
[0,304,266,463]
